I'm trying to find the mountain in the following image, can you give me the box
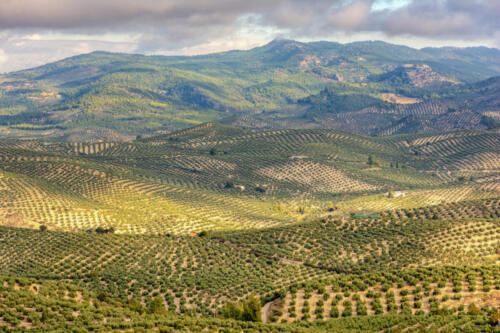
[1,39,500,140]
[3,27,500,333]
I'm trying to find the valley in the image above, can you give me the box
[0,39,499,332]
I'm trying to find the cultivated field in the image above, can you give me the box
[0,123,499,331]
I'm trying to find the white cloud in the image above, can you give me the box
[329,1,373,29]
[0,33,138,72]
[0,49,8,65]
[154,37,268,56]
[20,32,141,43]
[371,0,411,12]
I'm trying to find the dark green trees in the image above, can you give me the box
[222,295,262,322]
[148,297,166,314]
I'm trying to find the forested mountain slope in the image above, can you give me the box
[1,40,500,140]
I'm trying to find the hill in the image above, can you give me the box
[1,273,497,332]
[0,124,499,234]
[1,40,500,140]
[0,123,499,330]
[295,74,500,135]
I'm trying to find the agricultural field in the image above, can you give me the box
[0,123,499,234]
[0,123,499,331]
[0,274,497,332]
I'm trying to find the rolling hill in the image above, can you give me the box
[0,123,499,233]
[0,123,499,330]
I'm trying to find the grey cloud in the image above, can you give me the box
[1,0,500,72]
[1,1,499,45]
[0,0,268,29]
[328,1,374,30]
[0,0,293,51]
[374,0,500,39]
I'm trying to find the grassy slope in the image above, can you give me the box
[0,216,498,329]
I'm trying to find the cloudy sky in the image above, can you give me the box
[1,0,499,73]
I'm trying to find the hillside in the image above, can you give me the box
[1,40,500,140]
[1,274,497,333]
[0,124,499,331]
[1,225,499,329]
[296,74,500,135]
[0,123,499,234]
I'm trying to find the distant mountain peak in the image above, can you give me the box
[264,38,307,50]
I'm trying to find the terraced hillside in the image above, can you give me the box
[297,76,500,136]
[266,266,500,324]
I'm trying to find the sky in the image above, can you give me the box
[1,0,500,73]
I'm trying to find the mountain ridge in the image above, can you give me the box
[1,39,500,141]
